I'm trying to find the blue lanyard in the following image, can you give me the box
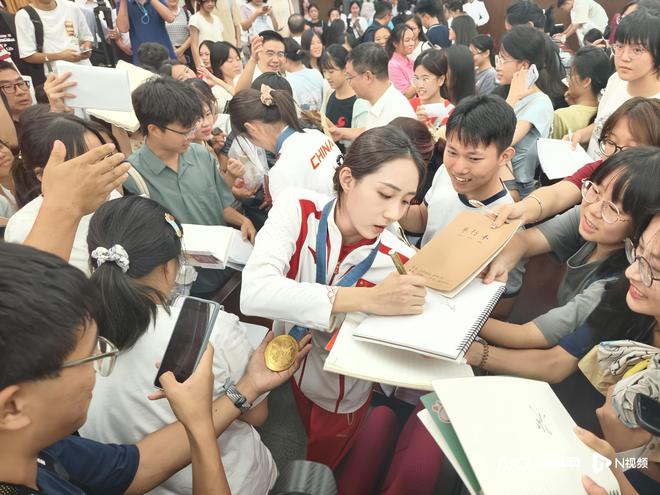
[134,0,150,25]
[289,199,380,341]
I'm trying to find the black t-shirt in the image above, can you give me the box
[306,19,324,35]
[325,92,356,130]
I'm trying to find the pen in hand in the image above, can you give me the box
[390,251,407,275]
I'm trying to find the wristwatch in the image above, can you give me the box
[223,377,252,413]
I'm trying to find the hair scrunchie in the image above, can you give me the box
[91,244,130,273]
[260,84,275,106]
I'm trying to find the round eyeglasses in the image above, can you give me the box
[598,138,628,157]
[580,179,629,224]
[61,336,119,377]
[625,238,660,288]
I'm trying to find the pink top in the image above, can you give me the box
[388,52,414,94]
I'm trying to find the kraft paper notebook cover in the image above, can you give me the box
[405,211,520,297]
[424,376,621,495]
[181,224,253,270]
[352,279,505,362]
[323,314,473,389]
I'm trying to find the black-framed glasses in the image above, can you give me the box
[0,80,30,94]
[580,179,629,224]
[61,336,118,377]
[163,121,199,139]
[625,238,660,287]
[598,137,628,157]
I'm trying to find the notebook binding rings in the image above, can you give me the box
[456,286,506,353]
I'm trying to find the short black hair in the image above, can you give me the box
[506,1,545,28]
[137,42,170,72]
[0,60,19,73]
[0,242,100,389]
[571,46,613,96]
[321,43,351,71]
[252,72,293,94]
[415,0,442,18]
[615,10,660,71]
[132,77,203,135]
[446,94,516,154]
[583,28,604,44]
[347,42,389,79]
[445,0,464,13]
[374,1,393,20]
[557,0,569,7]
[260,29,285,46]
[288,13,306,34]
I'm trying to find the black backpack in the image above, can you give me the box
[18,5,48,87]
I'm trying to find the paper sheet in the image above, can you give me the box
[54,61,132,112]
[537,138,593,180]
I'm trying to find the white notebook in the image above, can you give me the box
[352,280,505,362]
[54,61,132,112]
[537,138,593,180]
[182,224,253,270]
[323,314,473,390]
[428,376,621,495]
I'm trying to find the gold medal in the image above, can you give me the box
[264,334,299,372]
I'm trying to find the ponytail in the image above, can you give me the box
[227,87,303,136]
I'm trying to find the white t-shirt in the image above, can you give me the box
[240,2,274,41]
[80,307,277,495]
[4,190,122,276]
[421,165,513,246]
[286,67,324,111]
[462,0,489,27]
[269,128,340,200]
[586,73,660,159]
[188,11,224,46]
[363,83,416,129]
[570,0,608,45]
[15,1,93,73]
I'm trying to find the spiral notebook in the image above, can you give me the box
[352,280,505,362]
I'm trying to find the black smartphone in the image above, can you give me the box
[154,296,220,388]
[634,393,660,437]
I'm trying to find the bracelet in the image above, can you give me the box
[478,340,489,370]
[527,194,543,223]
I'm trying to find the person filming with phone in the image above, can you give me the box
[240,0,279,45]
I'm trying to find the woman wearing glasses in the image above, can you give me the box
[491,97,660,228]
[409,49,453,129]
[472,147,660,384]
[80,195,280,495]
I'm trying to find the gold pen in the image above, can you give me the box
[389,251,407,275]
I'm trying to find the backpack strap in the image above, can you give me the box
[22,6,44,54]
[127,166,151,198]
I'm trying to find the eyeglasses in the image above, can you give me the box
[264,50,285,59]
[612,42,648,58]
[494,55,516,66]
[345,70,366,82]
[412,75,436,85]
[580,179,629,224]
[0,80,30,94]
[61,336,119,377]
[163,121,200,138]
[625,238,660,287]
[598,137,628,157]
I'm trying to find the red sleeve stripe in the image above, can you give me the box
[287,199,322,279]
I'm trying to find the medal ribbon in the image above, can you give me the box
[288,199,380,341]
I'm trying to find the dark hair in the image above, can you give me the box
[328,7,340,16]
[415,0,443,19]
[323,19,348,47]
[12,109,114,208]
[308,2,319,13]
[444,0,463,13]
[199,39,216,58]
[388,117,435,163]
[227,88,303,135]
[571,46,612,97]
[0,242,100,389]
[196,0,216,7]
[0,60,19,74]
[557,0,569,7]
[301,29,324,69]
[321,43,351,71]
[209,41,241,80]
[132,77,203,135]
[348,42,389,79]
[450,14,478,47]
[505,1,545,29]
[446,94,516,154]
[414,49,450,100]
[600,97,660,148]
[387,23,413,58]
[637,0,660,15]
[288,13,306,34]
[500,26,551,95]
[156,58,185,77]
[137,42,170,71]
[374,1,393,20]
[185,77,218,114]
[284,37,306,63]
[396,13,426,42]
[333,126,426,196]
[615,10,660,72]
[260,29,286,47]
[471,34,495,67]
[445,45,476,104]
[583,28,604,44]
[251,72,293,93]
[88,196,183,351]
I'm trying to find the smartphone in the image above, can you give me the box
[154,296,221,388]
[526,64,539,89]
[80,48,93,53]
[634,393,660,437]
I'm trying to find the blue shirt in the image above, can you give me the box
[36,435,139,494]
[119,0,175,64]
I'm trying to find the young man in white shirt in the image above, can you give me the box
[558,0,608,46]
[462,0,489,27]
[329,42,415,142]
[15,0,93,75]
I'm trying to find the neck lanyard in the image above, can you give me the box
[289,199,380,340]
[135,0,150,24]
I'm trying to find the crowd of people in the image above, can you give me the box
[1,0,660,494]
